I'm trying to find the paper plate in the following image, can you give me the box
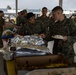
[52,35,64,39]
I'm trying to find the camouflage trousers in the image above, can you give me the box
[53,39,75,64]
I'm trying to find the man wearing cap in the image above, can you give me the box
[16,9,27,26]
[17,12,46,38]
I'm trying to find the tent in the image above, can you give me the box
[15,0,63,17]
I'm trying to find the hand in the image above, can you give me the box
[39,34,46,38]
[63,36,67,41]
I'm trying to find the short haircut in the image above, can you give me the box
[22,9,27,13]
[27,12,35,20]
[52,6,63,13]
[0,10,4,13]
[21,9,27,15]
[42,7,47,10]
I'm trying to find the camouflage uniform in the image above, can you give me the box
[16,16,22,26]
[17,20,45,35]
[50,18,76,63]
[36,16,51,41]
[0,17,5,47]
[16,16,27,26]
[71,17,76,26]
[37,16,50,27]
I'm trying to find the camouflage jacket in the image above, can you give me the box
[36,16,51,41]
[17,20,46,35]
[0,17,5,33]
[50,18,76,62]
[50,18,76,43]
[16,16,27,26]
[37,16,50,26]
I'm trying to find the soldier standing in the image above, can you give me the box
[70,14,76,26]
[16,9,27,26]
[0,10,5,48]
[16,11,22,26]
[36,7,50,27]
[50,6,76,64]
[36,7,50,42]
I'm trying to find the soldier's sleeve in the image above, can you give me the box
[36,17,41,21]
[16,25,23,35]
[16,24,27,35]
[67,19,76,43]
[0,18,5,25]
[40,21,46,34]
[16,17,21,26]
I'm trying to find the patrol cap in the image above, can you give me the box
[27,12,35,19]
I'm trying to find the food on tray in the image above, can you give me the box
[46,63,68,68]
[11,35,45,46]
[16,63,68,70]
[2,29,14,36]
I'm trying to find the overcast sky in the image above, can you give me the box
[0,0,76,10]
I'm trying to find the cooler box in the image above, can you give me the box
[14,48,62,70]
[15,55,61,67]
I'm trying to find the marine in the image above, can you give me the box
[50,6,76,64]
